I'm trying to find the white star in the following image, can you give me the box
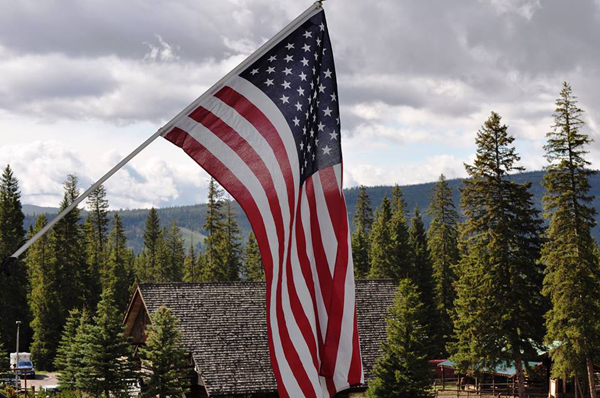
[323,107,332,117]
[329,131,339,140]
[299,72,307,81]
[310,129,315,137]
[297,87,305,96]
[330,93,337,101]
[322,145,332,155]
[285,43,294,50]
[314,52,319,60]
[283,67,292,75]
[268,55,277,62]
[301,58,309,67]
[303,126,307,135]
[295,102,302,111]
[265,79,274,86]
[266,66,275,74]
[305,111,309,119]
[300,142,304,150]
[282,81,291,89]
[310,81,314,89]
[318,84,326,94]
[280,95,289,104]
[303,30,312,38]
[324,69,332,78]
[317,122,325,131]
[316,38,322,47]
[315,138,319,146]
[284,54,293,63]
[250,68,259,75]
[302,43,311,52]
[312,66,316,74]
[336,117,340,125]
[293,117,300,126]
[304,159,308,167]
[313,114,316,122]
[319,22,325,31]
[307,143,312,152]
[323,47,327,53]
[312,153,315,160]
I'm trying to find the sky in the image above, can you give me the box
[1,0,599,210]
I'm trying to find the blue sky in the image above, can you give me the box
[1,0,599,209]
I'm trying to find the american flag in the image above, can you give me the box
[162,9,362,397]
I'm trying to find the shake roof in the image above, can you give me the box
[127,280,396,396]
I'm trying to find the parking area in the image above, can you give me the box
[13,373,59,394]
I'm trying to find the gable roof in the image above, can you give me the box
[125,280,397,397]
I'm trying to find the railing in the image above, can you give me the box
[433,378,547,398]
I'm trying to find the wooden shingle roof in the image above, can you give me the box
[130,280,396,397]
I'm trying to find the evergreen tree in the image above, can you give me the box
[352,186,374,278]
[0,165,30,352]
[451,112,545,398]
[390,186,414,279]
[367,279,433,398]
[106,213,134,312]
[55,308,86,389]
[183,241,197,283]
[139,306,189,398]
[368,196,395,280]
[161,221,185,282]
[51,174,88,315]
[242,232,264,281]
[408,207,440,358]
[427,174,460,353]
[541,82,600,397]
[28,214,62,370]
[77,289,136,397]
[200,179,228,282]
[84,185,110,308]
[223,200,242,281]
[136,208,162,282]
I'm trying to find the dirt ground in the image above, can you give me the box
[14,373,59,394]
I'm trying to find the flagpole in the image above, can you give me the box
[0,1,324,276]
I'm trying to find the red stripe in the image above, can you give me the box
[318,167,350,378]
[325,377,337,397]
[164,127,301,396]
[348,302,363,384]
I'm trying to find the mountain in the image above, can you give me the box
[22,170,600,253]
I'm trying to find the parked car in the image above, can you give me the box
[16,360,35,378]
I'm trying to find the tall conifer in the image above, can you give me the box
[368,196,395,280]
[242,232,264,281]
[183,241,197,283]
[352,186,374,278]
[201,179,228,281]
[55,308,86,389]
[106,213,134,312]
[223,200,242,281]
[0,165,29,352]
[390,186,414,280]
[427,174,460,352]
[541,82,600,397]
[84,185,110,308]
[28,214,61,370]
[161,221,185,282]
[451,112,545,398]
[367,279,433,398]
[136,208,163,282]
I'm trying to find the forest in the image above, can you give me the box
[0,82,599,398]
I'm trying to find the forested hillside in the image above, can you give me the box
[23,170,600,253]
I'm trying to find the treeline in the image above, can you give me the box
[366,83,600,398]
[0,172,264,372]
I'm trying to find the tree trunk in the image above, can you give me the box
[587,355,597,398]
[515,355,525,398]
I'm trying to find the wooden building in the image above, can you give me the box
[123,280,397,398]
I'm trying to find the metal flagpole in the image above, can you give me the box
[0,1,324,276]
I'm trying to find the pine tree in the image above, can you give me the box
[408,207,440,358]
[51,174,88,315]
[84,185,110,308]
[0,165,30,352]
[451,112,545,398]
[223,200,242,281]
[139,306,189,398]
[136,208,162,282]
[183,241,197,282]
[28,214,62,370]
[427,174,460,353]
[541,82,600,397]
[77,289,137,397]
[200,179,228,282]
[55,308,85,389]
[390,186,414,279]
[368,196,395,280]
[242,232,264,281]
[367,279,433,398]
[352,186,374,278]
[161,221,185,282]
[106,213,134,312]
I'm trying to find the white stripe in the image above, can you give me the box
[173,117,305,396]
[301,182,329,342]
[312,172,338,276]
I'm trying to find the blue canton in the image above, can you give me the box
[240,11,341,185]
